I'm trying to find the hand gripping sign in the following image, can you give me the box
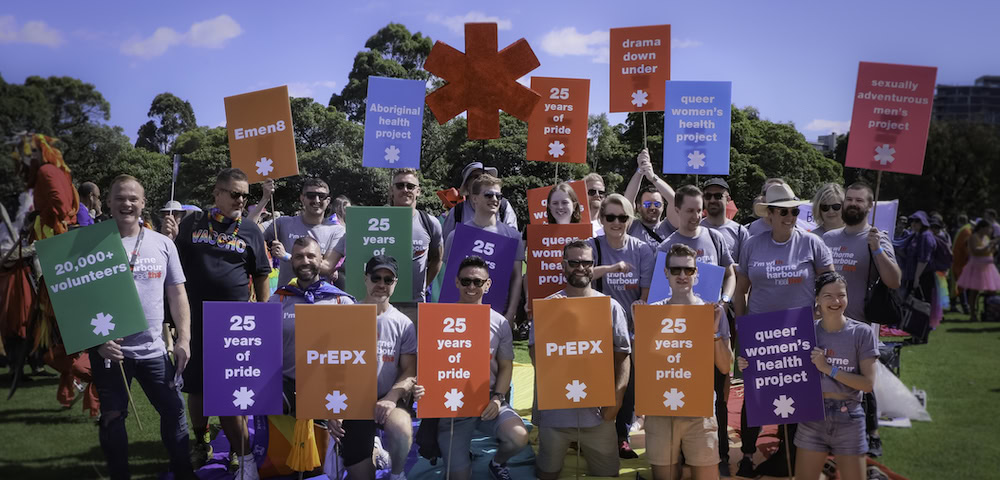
[363,76,426,169]
[417,303,490,418]
[203,302,282,416]
[224,85,299,183]
[525,223,594,303]
[344,206,414,303]
[295,304,377,420]
[633,304,714,417]
[439,224,518,312]
[525,180,591,226]
[526,77,590,164]
[610,25,671,112]
[662,81,732,175]
[533,296,616,410]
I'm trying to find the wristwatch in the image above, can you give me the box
[721,294,731,303]
[490,391,507,402]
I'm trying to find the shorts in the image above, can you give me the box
[437,404,521,469]
[340,398,412,467]
[536,420,618,476]
[794,398,867,456]
[644,415,719,467]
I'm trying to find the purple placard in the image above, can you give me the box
[203,301,283,416]
[439,224,518,313]
[736,306,824,427]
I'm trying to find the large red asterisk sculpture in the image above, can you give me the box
[424,23,541,139]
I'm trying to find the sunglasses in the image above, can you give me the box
[368,274,396,285]
[565,259,595,268]
[219,188,249,201]
[481,191,503,200]
[604,214,630,223]
[769,207,801,217]
[459,277,488,287]
[588,189,606,198]
[668,266,697,276]
[394,182,419,191]
[304,192,330,201]
[819,203,842,212]
[704,192,725,201]
[642,201,663,208]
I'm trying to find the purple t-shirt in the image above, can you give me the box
[738,230,833,315]
[376,305,418,397]
[822,227,896,323]
[702,218,749,265]
[658,227,734,268]
[814,318,879,400]
[588,235,655,325]
[628,219,676,248]
[488,308,514,389]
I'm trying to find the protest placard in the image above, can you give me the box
[533,296,616,410]
[525,180,590,225]
[224,85,298,183]
[344,206,413,302]
[648,252,725,304]
[202,302,282,416]
[662,81,731,175]
[439,224,517,312]
[797,200,899,238]
[525,224,594,303]
[34,221,146,354]
[363,76,426,169]
[633,304,714,417]
[295,304,377,420]
[526,77,590,164]
[737,306,824,427]
[416,303,490,418]
[610,25,670,112]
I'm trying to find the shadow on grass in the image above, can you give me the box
[0,439,172,480]
[946,326,1000,333]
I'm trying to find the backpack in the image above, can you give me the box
[928,236,953,272]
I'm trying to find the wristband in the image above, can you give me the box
[873,247,884,256]
[829,366,839,379]
[722,294,731,303]
[281,252,292,261]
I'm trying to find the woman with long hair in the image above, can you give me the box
[546,182,582,224]
[810,183,845,236]
[957,220,1000,321]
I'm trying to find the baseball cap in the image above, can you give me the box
[702,177,730,191]
[461,162,498,186]
[365,255,398,276]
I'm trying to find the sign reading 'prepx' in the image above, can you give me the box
[224,85,299,183]
[417,303,490,418]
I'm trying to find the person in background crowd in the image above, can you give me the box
[331,194,351,225]
[894,215,910,241]
[623,149,680,246]
[701,178,749,267]
[745,178,789,237]
[985,208,1000,239]
[77,181,102,226]
[546,182,583,225]
[951,214,973,314]
[584,172,608,237]
[897,211,937,343]
[441,162,517,240]
[810,183,845,237]
[957,220,1000,322]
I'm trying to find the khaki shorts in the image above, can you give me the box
[536,420,619,476]
[644,415,719,467]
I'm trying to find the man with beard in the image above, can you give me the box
[701,178,750,266]
[623,148,682,246]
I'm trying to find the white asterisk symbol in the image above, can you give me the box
[444,388,465,412]
[233,387,256,410]
[565,380,588,402]
[874,144,895,165]
[384,145,401,164]
[662,388,686,410]
[687,150,707,169]
[631,90,649,108]
[773,395,796,418]
[325,390,348,413]
[90,312,115,336]
[255,157,274,176]
[548,141,566,158]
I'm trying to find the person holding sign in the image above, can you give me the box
[91,175,196,479]
[624,149,681,246]
[646,243,732,480]
[441,162,518,241]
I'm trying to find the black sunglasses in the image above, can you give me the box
[588,189,606,198]
[394,182,419,191]
[219,188,249,201]
[565,259,595,268]
[668,266,697,276]
[769,207,800,217]
[459,277,488,287]
[819,203,842,212]
[304,192,330,201]
[604,214,629,223]
[481,191,503,200]
[704,192,725,201]
[369,274,396,285]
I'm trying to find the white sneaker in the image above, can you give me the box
[373,436,392,470]
[232,453,260,480]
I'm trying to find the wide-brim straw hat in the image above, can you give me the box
[753,184,808,217]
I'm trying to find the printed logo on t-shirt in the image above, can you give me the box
[132,256,164,280]
[413,239,428,260]
[695,248,713,264]
[377,339,396,363]
[831,245,859,272]
[606,271,640,290]
[191,229,247,253]
[751,259,808,285]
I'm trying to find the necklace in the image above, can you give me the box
[208,208,242,238]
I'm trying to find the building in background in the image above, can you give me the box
[809,133,838,153]
[933,75,1000,124]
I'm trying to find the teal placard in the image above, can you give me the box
[344,206,413,302]
[35,221,147,354]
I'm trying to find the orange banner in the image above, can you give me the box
[525,223,594,302]
[633,304,714,417]
[224,85,299,183]
[527,77,590,163]
[525,180,590,225]
[609,25,671,113]
[416,303,491,418]
[295,304,377,420]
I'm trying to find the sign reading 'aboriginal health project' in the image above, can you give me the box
[610,25,670,112]
[363,76,426,169]
[224,85,298,183]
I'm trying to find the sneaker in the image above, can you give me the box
[618,440,639,459]
[373,436,392,470]
[719,460,731,477]
[823,458,837,477]
[867,465,890,480]
[228,451,239,472]
[735,457,754,478]
[867,435,883,457]
[488,459,513,480]
[191,430,213,468]
[232,452,260,480]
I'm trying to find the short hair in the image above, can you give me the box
[562,239,592,258]
[815,271,847,296]
[216,168,248,187]
[391,168,419,184]
[762,177,786,195]
[302,177,329,193]
[812,183,846,228]
[583,173,604,186]
[673,185,703,209]
[975,219,992,235]
[110,174,142,193]
[958,213,969,224]
[547,182,582,224]
[600,194,635,228]
[986,208,998,219]
[292,236,320,250]
[846,181,874,204]
[665,243,697,265]
[457,255,490,276]
[79,181,99,198]
[470,174,502,195]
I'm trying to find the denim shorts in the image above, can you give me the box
[794,398,867,455]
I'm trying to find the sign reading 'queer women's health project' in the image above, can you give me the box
[525,180,590,225]
[439,224,518,312]
[737,306,824,427]
[295,304,377,420]
[344,206,413,302]
[417,303,490,418]
[34,221,146,354]
[610,25,670,112]
[846,62,937,175]
[363,76,426,169]
[633,304,714,417]
[526,224,594,302]
[224,85,299,183]
[662,81,732,175]
[526,77,590,164]
[648,253,726,304]
[202,302,282,416]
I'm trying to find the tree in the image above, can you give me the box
[135,93,197,153]
[23,76,110,136]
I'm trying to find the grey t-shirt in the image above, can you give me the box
[737,230,833,315]
[488,308,515,389]
[376,304,418,397]
[120,230,186,359]
[443,221,525,263]
[264,215,345,287]
[658,227,734,268]
[701,218,750,265]
[270,291,354,379]
[588,235,655,326]
[822,227,896,323]
[442,201,518,244]
[810,225,829,237]
[628,219,676,248]
[746,218,770,237]
[814,318,879,400]
[650,296,729,341]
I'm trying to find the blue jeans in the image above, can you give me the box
[90,352,193,479]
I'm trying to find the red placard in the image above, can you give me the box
[527,77,590,163]
[416,303,491,418]
[526,180,590,225]
[610,25,671,113]
[525,223,594,303]
[845,62,937,175]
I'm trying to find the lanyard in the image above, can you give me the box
[128,227,145,272]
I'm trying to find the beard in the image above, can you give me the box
[294,264,319,283]
[842,205,868,226]
[567,271,592,288]
[706,202,724,216]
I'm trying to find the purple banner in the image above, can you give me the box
[736,306,824,427]
[439,224,518,313]
[203,301,283,416]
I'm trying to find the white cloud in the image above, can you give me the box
[426,11,512,35]
[672,38,703,49]
[121,14,243,59]
[286,81,338,99]
[540,27,610,64]
[805,119,850,134]
[0,16,64,47]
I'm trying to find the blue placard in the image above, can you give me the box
[648,252,725,304]
[662,81,732,175]
[363,76,426,169]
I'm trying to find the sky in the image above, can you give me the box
[2,0,998,144]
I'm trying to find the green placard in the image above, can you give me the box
[35,221,147,354]
[345,206,413,302]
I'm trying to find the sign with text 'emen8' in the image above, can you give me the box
[295,304,377,420]
[439,224,517,312]
[526,223,594,303]
[633,304,714,417]
[363,76,426,169]
[663,81,732,175]
[34,221,146,354]
[525,180,590,225]
[648,253,726,304]
[737,306,824,427]
[417,303,490,418]
[224,85,298,183]
[610,25,670,112]
[846,62,937,175]
[527,77,590,164]
[202,302,282,416]
[533,296,615,410]
[344,206,413,302]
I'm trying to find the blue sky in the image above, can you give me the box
[2,0,998,143]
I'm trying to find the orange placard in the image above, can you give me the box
[295,304,377,420]
[525,180,590,225]
[416,303,491,418]
[527,77,590,163]
[633,304,714,417]
[533,296,616,410]
[525,223,594,302]
[610,25,671,113]
[224,85,299,183]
